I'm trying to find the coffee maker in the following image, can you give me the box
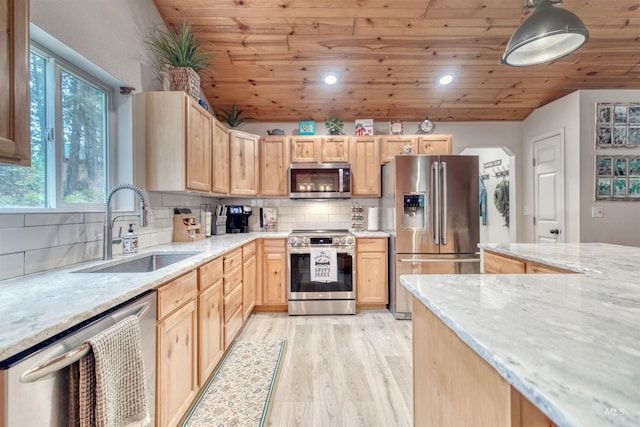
[226,205,252,233]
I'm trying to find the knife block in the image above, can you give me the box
[173,214,206,242]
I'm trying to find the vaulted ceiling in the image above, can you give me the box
[152,0,640,122]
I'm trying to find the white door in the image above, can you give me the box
[533,131,565,243]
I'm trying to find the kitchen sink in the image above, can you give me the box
[75,252,202,273]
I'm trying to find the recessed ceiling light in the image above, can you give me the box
[437,73,455,86]
[322,72,339,85]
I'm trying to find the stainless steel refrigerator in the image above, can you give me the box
[381,155,480,319]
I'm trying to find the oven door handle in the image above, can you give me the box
[19,301,150,384]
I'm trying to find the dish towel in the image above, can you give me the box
[309,247,338,283]
[70,315,150,427]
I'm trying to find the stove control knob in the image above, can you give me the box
[303,237,310,245]
[345,236,355,245]
[288,236,299,246]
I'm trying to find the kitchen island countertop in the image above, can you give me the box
[400,243,640,427]
[0,232,289,365]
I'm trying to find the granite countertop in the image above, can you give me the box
[0,232,289,365]
[400,243,640,427]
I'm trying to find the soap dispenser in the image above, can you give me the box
[123,224,138,255]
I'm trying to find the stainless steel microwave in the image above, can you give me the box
[289,163,351,199]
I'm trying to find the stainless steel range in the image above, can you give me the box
[288,229,355,315]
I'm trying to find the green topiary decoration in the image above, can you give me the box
[325,116,344,135]
[216,105,255,128]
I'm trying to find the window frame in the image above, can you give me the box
[0,43,113,212]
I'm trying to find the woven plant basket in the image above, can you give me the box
[168,66,201,99]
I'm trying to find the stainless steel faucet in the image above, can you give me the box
[103,184,148,260]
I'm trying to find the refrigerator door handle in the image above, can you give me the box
[432,161,440,245]
[441,161,448,245]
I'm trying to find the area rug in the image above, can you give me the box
[182,340,285,427]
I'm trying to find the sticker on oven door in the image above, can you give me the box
[310,247,337,282]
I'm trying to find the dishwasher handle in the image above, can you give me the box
[19,301,150,384]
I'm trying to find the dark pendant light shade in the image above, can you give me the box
[501,0,589,67]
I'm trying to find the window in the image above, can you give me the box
[0,46,109,209]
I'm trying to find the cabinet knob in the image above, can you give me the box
[550,229,560,235]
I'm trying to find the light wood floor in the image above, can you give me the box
[237,310,413,427]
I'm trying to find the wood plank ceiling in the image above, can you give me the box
[152,0,640,122]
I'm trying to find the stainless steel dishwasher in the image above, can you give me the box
[0,290,156,426]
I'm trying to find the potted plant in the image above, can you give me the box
[325,116,344,135]
[216,105,255,128]
[145,21,213,99]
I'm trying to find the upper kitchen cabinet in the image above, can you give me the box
[211,119,230,195]
[418,134,452,155]
[260,136,290,197]
[380,134,453,163]
[290,136,319,163]
[229,130,259,196]
[133,91,212,193]
[349,136,381,197]
[321,136,349,162]
[290,135,349,163]
[0,0,30,166]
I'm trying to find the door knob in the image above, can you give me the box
[550,229,560,235]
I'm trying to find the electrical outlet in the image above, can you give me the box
[592,206,604,218]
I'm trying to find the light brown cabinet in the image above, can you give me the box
[413,299,557,427]
[242,241,257,320]
[321,136,349,162]
[483,250,574,274]
[133,91,213,193]
[197,258,224,386]
[380,134,453,163]
[223,248,244,349]
[260,136,290,196]
[0,0,30,166]
[211,119,230,195]
[229,130,260,196]
[260,238,288,309]
[356,237,388,308]
[349,136,381,196]
[156,271,198,427]
[290,136,319,163]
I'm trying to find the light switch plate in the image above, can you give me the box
[592,206,604,218]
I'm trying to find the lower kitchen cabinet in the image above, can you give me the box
[356,237,388,308]
[242,241,257,320]
[156,271,198,427]
[483,250,574,274]
[260,239,288,309]
[197,258,224,386]
[223,248,244,349]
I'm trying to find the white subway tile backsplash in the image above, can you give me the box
[0,252,24,280]
[25,243,85,274]
[25,213,83,226]
[0,225,59,255]
[84,241,102,261]
[58,223,87,246]
[0,214,25,229]
[84,212,104,223]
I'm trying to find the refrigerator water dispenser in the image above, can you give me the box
[402,194,427,229]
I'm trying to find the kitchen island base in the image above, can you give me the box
[412,298,555,427]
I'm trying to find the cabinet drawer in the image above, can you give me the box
[224,284,243,323]
[483,251,525,274]
[224,248,243,272]
[157,270,198,320]
[526,262,573,274]
[223,266,243,295]
[198,257,223,291]
[242,241,257,259]
[224,306,244,349]
[357,238,387,252]
[263,238,286,252]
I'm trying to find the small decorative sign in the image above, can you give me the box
[299,120,315,135]
[355,119,374,136]
[595,155,640,200]
[389,120,403,135]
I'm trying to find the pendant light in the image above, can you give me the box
[501,0,589,67]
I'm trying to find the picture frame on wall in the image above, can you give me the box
[595,102,640,147]
[595,155,640,201]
